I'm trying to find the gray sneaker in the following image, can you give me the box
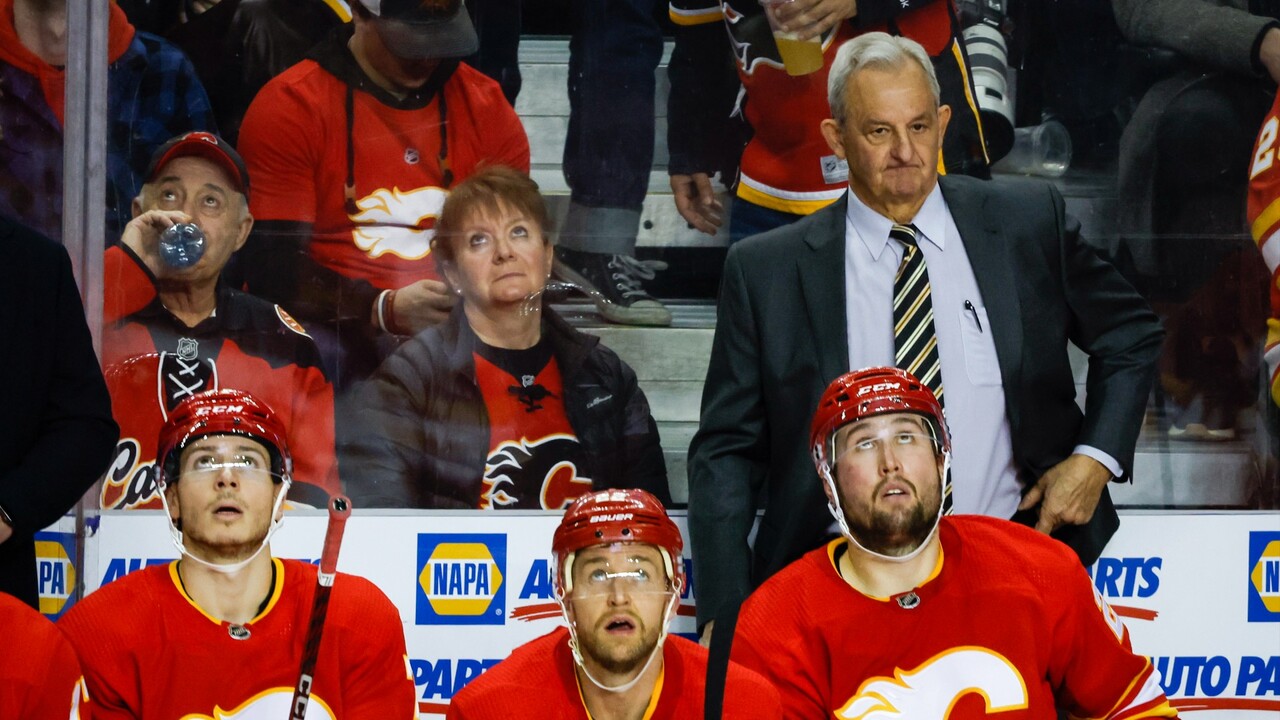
[553,248,673,326]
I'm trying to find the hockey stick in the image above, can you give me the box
[290,495,352,720]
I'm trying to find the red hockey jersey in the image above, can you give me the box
[101,245,339,509]
[446,626,781,719]
[58,558,416,719]
[0,592,87,719]
[239,40,530,291]
[733,516,1176,719]
[1248,88,1280,407]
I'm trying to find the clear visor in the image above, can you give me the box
[830,424,941,467]
[177,456,282,485]
[570,550,673,599]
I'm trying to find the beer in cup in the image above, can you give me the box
[760,0,823,76]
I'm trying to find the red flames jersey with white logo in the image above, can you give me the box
[1247,88,1280,407]
[446,627,782,719]
[240,61,530,290]
[100,247,339,510]
[474,353,591,509]
[0,592,87,719]
[58,559,416,719]
[733,517,1177,719]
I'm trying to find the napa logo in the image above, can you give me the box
[416,534,506,625]
[1248,531,1280,622]
[34,531,77,619]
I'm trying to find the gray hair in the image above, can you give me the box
[827,32,941,123]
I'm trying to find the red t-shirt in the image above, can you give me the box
[733,517,1177,719]
[59,558,416,719]
[240,56,530,290]
[447,626,782,719]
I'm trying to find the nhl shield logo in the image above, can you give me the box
[176,337,199,361]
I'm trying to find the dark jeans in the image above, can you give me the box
[729,197,806,246]
[467,0,663,212]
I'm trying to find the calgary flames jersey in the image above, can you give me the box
[239,37,530,291]
[58,558,416,719]
[474,344,592,510]
[668,0,984,215]
[733,517,1177,719]
[0,592,87,719]
[446,626,781,719]
[101,246,339,509]
[1248,89,1280,407]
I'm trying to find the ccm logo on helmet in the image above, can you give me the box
[195,404,245,416]
[590,513,634,524]
[856,382,901,396]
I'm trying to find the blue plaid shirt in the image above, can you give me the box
[0,31,215,245]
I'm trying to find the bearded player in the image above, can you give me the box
[447,488,780,718]
[59,389,415,718]
[730,368,1177,719]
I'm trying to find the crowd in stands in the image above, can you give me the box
[0,0,1277,715]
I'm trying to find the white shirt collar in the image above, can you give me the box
[846,183,948,261]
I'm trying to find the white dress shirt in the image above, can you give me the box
[841,185,1118,518]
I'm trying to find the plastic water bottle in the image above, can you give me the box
[159,223,206,269]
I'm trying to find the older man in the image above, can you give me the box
[237,0,530,386]
[101,131,339,510]
[688,32,1163,640]
[731,368,1177,719]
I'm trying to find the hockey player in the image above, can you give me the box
[59,389,415,718]
[0,590,87,718]
[101,131,339,510]
[1248,88,1280,408]
[731,367,1178,719]
[447,488,781,718]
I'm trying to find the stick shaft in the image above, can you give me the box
[289,496,352,720]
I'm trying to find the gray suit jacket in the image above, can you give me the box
[687,175,1163,628]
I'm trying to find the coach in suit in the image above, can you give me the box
[688,32,1163,636]
[0,217,117,609]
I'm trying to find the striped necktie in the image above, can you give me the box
[892,223,953,514]
[892,223,943,402]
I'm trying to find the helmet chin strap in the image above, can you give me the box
[159,480,291,575]
[821,452,950,565]
[556,586,681,695]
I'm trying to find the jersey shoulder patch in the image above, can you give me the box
[275,305,311,338]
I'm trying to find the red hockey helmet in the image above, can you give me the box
[157,389,292,487]
[552,489,684,596]
[810,367,950,475]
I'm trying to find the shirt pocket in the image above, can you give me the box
[958,304,1001,386]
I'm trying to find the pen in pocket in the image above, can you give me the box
[964,300,983,332]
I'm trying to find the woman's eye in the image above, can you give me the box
[468,233,490,247]
[512,225,529,239]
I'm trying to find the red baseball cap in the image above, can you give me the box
[144,131,250,197]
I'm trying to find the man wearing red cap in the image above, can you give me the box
[447,488,780,718]
[59,388,415,718]
[237,0,530,386]
[100,131,340,510]
[731,368,1178,719]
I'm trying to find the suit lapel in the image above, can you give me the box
[940,177,1023,411]
[796,196,850,381]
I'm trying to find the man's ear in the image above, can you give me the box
[233,210,254,253]
[819,118,848,160]
[164,483,181,524]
